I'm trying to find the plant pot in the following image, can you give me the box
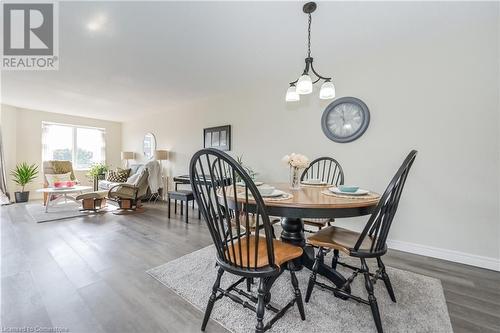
[93,173,106,191]
[14,191,30,203]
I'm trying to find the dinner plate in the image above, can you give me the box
[329,187,369,196]
[260,189,286,198]
[301,180,327,186]
[236,181,264,187]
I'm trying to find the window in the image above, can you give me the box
[42,122,106,170]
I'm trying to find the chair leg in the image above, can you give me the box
[377,257,396,303]
[198,208,201,219]
[246,278,252,292]
[331,249,339,270]
[201,267,224,331]
[180,200,184,215]
[305,248,323,303]
[288,261,305,320]
[361,258,383,333]
[255,278,267,333]
[167,198,171,219]
[185,203,189,224]
[174,200,177,213]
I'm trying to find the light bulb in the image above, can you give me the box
[296,74,313,94]
[285,86,300,102]
[319,81,335,99]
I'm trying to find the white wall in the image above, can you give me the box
[122,2,499,269]
[0,104,122,199]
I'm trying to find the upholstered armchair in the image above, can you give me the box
[107,169,149,212]
[42,160,78,205]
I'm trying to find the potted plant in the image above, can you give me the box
[87,163,109,190]
[10,162,39,203]
[235,155,258,181]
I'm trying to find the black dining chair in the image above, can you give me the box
[190,148,305,333]
[300,157,345,231]
[304,150,417,333]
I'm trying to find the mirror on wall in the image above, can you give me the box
[143,133,157,159]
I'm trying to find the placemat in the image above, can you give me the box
[235,191,293,202]
[300,182,330,188]
[262,192,293,201]
[321,189,380,200]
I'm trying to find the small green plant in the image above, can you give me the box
[87,163,109,180]
[11,162,39,192]
[235,155,258,180]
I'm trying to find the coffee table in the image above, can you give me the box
[37,185,93,213]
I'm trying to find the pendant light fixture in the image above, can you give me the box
[286,2,335,102]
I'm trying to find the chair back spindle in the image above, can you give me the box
[301,157,344,186]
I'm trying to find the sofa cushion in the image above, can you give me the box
[126,172,141,185]
[129,164,143,175]
[98,180,121,190]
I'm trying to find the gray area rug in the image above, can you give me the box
[148,246,453,333]
[26,201,116,223]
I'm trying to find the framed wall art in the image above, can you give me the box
[204,125,231,151]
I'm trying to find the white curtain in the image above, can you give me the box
[41,123,51,161]
[100,129,106,164]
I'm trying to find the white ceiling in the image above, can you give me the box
[1,1,445,121]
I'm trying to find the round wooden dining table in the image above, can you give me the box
[244,183,380,291]
[261,183,379,240]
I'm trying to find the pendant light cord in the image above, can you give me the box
[307,13,312,57]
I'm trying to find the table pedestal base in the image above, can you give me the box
[280,217,350,296]
[280,217,305,247]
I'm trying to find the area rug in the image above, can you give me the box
[147,246,453,333]
[26,201,116,223]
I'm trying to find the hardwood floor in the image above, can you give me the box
[2,201,499,332]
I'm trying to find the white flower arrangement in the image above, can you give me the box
[282,153,310,169]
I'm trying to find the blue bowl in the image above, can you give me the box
[339,185,359,193]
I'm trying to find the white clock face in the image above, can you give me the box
[321,97,370,143]
[326,103,365,138]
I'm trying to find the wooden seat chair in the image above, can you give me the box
[300,157,344,231]
[210,160,280,239]
[190,148,305,333]
[305,150,417,333]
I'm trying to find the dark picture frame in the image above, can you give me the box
[203,125,231,151]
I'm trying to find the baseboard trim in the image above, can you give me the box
[387,239,500,272]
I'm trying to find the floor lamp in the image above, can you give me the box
[121,152,135,168]
[154,150,169,199]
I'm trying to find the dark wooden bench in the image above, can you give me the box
[167,190,200,223]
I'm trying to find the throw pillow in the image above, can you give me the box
[107,168,131,183]
[46,172,72,187]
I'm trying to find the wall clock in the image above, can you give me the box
[321,97,370,143]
